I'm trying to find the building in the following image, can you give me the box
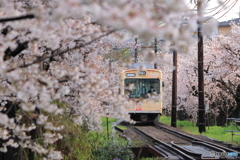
[218,18,240,35]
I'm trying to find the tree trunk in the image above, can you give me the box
[0,101,21,160]
[0,145,21,160]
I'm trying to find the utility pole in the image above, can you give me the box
[107,47,114,139]
[106,49,111,137]
[29,108,40,160]
[154,38,157,69]
[197,0,206,133]
[171,49,177,127]
[134,38,138,63]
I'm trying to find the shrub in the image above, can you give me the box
[92,140,134,160]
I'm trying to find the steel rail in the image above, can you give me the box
[155,123,198,141]
[192,141,226,153]
[152,145,180,160]
[115,126,172,158]
[155,123,240,154]
[134,127,195,160]
[171,142,202,159]
[115,124,239,159]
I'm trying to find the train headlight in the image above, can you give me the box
[126,73,136,77]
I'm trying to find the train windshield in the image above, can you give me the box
[124,79,160,98]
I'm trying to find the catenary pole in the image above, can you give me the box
[134,38,138,63]
[171,49,177,127]
[197,0,206,133]
[154,38,157,69]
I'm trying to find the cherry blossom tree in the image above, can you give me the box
[161,23,240,126]
[0,0,200,159]
[203,23,240,124]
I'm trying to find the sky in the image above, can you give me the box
[188,0,240,22]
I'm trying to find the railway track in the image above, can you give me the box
[154,123,240,154]
[115,123,240,160]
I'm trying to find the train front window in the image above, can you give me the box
[124,79,160,98]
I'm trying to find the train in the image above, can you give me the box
[120,63,163,123]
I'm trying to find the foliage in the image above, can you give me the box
[131,141,146,147]
[116,125,128,130]
[53,116,93,160]
[91,117,134,160]
[33,101,94,160]
[31,110,120,160]
[92,137,134,160]
[101,117,117,133]
[103,48,132,64]
[159,116,171,126]
[160,116,240,145]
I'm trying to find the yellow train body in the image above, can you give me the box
[120,63,163,123]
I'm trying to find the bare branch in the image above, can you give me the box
[223,44,238,56]
[4,41,29,61]
[217,37,239,56]
[216,78,235,96]
[204,64,210,74]
[0,14,35,23]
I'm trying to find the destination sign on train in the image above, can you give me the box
[138,71,146,75]
[126,73,136,77]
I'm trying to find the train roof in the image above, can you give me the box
[128,63,154,69]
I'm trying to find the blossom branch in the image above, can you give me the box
[216,78,235,95]
[223,44,238,56]
[7,29,117,72]
[0,14,35,23]
[4,41,29,61]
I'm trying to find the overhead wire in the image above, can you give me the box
[216,0,238,20]
[209,0,237,19]
[187,0,236,20]
[188,0,213,12]
[191,0,238,36]
[118,0,239,60]
[135,0,239,56]
[204,0,231,14]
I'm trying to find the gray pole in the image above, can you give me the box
[154,38,157,69]
[197,0,206,133]
[135,38,138,63]
[171,49,177,127]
